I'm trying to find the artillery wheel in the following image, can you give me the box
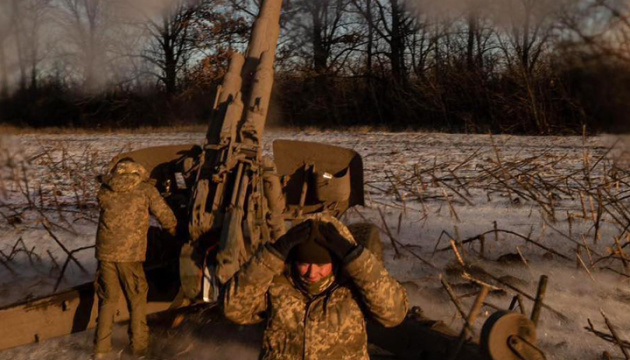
[347,222,383,263]
[480,311,538,360]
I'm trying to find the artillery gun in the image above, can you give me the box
[0,0,547,359]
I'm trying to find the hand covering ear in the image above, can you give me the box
[317,222,356,260]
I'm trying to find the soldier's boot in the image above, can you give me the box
[118,262,149,356]
[94,261,122,355]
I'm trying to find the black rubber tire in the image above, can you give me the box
[347,222,383,263]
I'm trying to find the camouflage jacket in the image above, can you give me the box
[223,236,408,360]
[96,162,177,262]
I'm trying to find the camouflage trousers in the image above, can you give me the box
[94,261,149,355]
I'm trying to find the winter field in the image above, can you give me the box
[1,129,630,359]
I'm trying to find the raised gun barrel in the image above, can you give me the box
[184,0,285,297]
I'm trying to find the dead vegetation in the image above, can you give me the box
[363,135,630,274]
[0,124,208,135]
[1,132,630,358]
[0,137,112,295]
[351,132,630,358]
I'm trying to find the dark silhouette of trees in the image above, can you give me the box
[141,1,200,95]
[1,0,629,133]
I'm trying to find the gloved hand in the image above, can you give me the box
[271,219,313,259]
[165,227,177,237]
[317,222,356,260]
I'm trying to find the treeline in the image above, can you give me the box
[1,0,630,134]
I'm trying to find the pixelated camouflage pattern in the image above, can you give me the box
[94,261,149,354]
[96,162,177,262]
[223,219,408,360]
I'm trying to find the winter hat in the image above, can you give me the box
[113,158,147,178]
[293,222,333,264]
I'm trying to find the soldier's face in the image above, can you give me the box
[295,262,333,283]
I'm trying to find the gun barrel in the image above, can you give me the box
[240,50,275,145]
[207,53,245,145]
[218,53,245,106]
[190,0,285,290]
[246,0,282,64]
[206,0,282,147]
[239,0,283,147]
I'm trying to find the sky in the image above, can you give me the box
[0,0,626,94]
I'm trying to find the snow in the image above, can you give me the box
[1,129,629,359]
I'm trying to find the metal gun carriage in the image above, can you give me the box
[0,1,547,359]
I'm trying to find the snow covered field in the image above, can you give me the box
[1,130,630,360]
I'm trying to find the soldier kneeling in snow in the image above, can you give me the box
[223,217,408,360]
[93,159,177,359]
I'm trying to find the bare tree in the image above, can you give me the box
[497,0,559,74]
[464,2,496,73]
[11,0,27,90]
[281,0,361,77]
[406,10,440,80]
[562,0,630,63]
[353,0,417,84]
[6,0,52,92]
[182,3,249,90]
[141,0,204,95]
[28,0,52,90]
[56,0,109,92]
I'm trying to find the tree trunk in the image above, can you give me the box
[11,0,26,91]
[433,24,440,78]
[476,24,484,71]
[390,0,404,85]
[164,48,177,94]
[467,12,477,72]
[30,60,37,91]
[83,36,100,93]
[521,0,532,73]
[366,0,373,76]
[312,2,327,75]
[163,18,177,95]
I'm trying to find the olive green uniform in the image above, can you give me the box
[223,219,408,360]
[94,161,177,355]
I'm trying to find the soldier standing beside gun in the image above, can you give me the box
[93,159,177,359]
[223,217,408,360]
